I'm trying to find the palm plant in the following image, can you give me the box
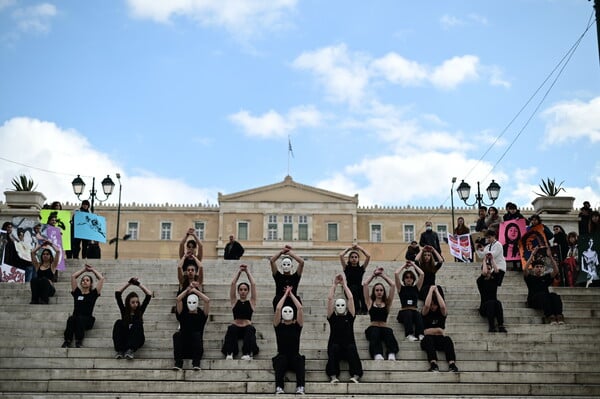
[535,178,565,197]
[11,174,37,191]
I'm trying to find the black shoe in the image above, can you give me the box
[449,363,459,373]
[172,361,183,371]
[488,327,497,332]
[428,362,439,372]
[498,326,507,333]
[30,299,39,304]
[75,341,82,348]
[61,341,71,348]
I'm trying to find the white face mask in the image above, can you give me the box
[281,306,294,321]
[426,226,432,231]
[187,294,199,312]
[281,258,293,273]
[334,298,347,315]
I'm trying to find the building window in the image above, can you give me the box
[238,221,248,241]
[268,223,278,241]
[327,223,338,242]
[194,221,205,240]
[298,215,307,224]
[160,222,172,240]
[268,214,277,224]
[283,215,293,224]
[127,221,139,240]
[403,224,415,242]
[298,224,308,241]
[370,224,382,242]
[283,223,293,241]
[436,225,448,244]
[469,224,477,234]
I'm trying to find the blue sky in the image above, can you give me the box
[1,0,599,211]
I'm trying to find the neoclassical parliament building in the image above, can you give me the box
[2,175,578,261]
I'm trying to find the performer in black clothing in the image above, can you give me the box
[113,277,153,359]
[362,267,398,361]
[62,265,105,348]
[269,246,304,311]
[395,261,425,341]
[477,254,507,333]
[326,274,363,384]
[272,286,305,395]
[419,221,441,254]
[224,235,244,260]
[29,242,59,304]
[420,285,458,372]
[222,265,259,360]
[415,245,445,300]
[523,247,564,325]
[339,244,371,315]
[172,286,210,370]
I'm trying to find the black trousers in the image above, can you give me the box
[71,238,89,259]
[64,314,95,342]
[30,277,55,303]
[397,309,424,337]
[528,292,563,317]
[420,334,456,362]
[480,299,504,329]
[348,283,367,313]
[272,353,305,388]
[173,331,204,367]
[221,324,259,356]
[364,325,399,358]
[326,342,363,378]
[112,319,146,352]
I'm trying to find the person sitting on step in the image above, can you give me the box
[420,285,459,372]
[29,241,59,304]
[363,267,399,361]
[477,253,507,333]
[523,246,565,325]
[62,264,105,348]
[222,264,259,360]
[172,286,210,371]
[395,261,425,342]
[113,277,153,360]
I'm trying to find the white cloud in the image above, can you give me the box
[370,52,428,86]
[430,55,480,89]
[542,97,600,144]
[0,117,216,206]
[229,105,322,138]
[125,0,296,40]
[292,44,371,106]
[440,14,464,29]
[12,3,57,33]
[440,13,488,29]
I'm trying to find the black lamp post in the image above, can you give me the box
[456,180,501,208]
[451,177,457,233]
[114,173,122,260]
[71,174,115,213]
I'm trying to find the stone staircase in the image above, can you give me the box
[0,258,599,398]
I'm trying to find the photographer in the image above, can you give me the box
[523,247,564,325]
[475,230,506,286]
[477,253,507,333]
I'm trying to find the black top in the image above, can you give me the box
[176,310,208,335]
[524,274,553,303]
[273,271,301,298]
[327,312,356,346]
[368,304,389,323]
[224,241,245,260]
[476,273,501,305]
[71,287,100,317]
[232,299,253,320]
[275,322,302,355]
[398,285,419,308]
[115,291,151,322]
[423,308,446,330]
[37,268,54,281]
[344,265,365,286]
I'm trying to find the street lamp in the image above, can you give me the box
[114,173,122,260]
[71,174,115,213]
[456,179,501,208]
[451,177,457,233]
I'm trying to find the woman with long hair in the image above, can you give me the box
[222,264,259,360]
[415,245,445,300]
[395,261,425,342]
[362,267,398,361]
[113,277,153,359]
[339,244,371,315]
[29,241,59,304]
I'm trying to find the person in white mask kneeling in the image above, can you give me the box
[326,274,363,384]
[172,286,210,370]
[273,286,305,395]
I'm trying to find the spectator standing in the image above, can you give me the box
[475,206,488,233]
[71,200,90,259]
[578,201,592,235]
[419,221,441,254]
[224,235,244,260]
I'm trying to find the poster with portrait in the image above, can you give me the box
[39,210,71,251]
[73,212,106,243]
[0,264,25,283]
[499,219,527,261]
[519,224,550,269]
[576,233,600,287]
[448,233,472,262]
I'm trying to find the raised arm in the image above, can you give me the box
[287,249,305,276]
[434,286,447,316]
[523,247,540,277]
[87,265,105,294]
[431,247,445,263]
[339,246,351,270]
[230,266,244,306]
[379,270,395,307]
[355,244,371,269]
[194,289,211,316]
[327,274,342,316]
[412,262,425,290]
[245,266,257,309]
[273,288,290,326]
[362,273,377,309]
[176,255,186,285]
[546,247,559,278]
[269,248,285,275]
[70,266,88,291]
[289,290,304,327]
[340,274,355,316]
[422,285,435,316]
